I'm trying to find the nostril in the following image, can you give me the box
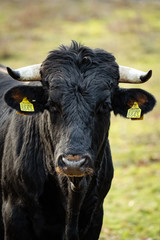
[58,156,65,169]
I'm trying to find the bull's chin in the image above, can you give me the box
[55,166,94,178]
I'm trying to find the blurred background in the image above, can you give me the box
[0,0,160,239]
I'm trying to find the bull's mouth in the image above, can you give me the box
[55,166,94,177]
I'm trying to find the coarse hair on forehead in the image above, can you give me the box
[58,40,116,62]
[42,40,116,69]
[40,41,119,89]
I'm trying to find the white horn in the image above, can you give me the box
[7,64,41,81]
[119,66,152,83]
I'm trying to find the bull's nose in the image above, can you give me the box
[56,155,94,177]
[62,157,86,169]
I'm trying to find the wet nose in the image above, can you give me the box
[57,155,94,177]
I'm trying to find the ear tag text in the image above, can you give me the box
[20,97,34,112]
[127,102,141,119]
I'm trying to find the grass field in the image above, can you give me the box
[0,0,160,239]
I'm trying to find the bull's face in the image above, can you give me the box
[5,42,156,178]
[40,47,119,177]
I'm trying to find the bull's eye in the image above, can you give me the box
[49,102,61,113]
[96,101,112,114]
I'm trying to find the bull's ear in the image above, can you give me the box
[4,86,47,115]
[112,88,156,118]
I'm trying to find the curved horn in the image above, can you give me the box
[119,66,152,83]
[7,64,41,81]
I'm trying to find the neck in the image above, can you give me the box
[65,177,87,240]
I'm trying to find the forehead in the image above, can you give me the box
[41,43,119,98]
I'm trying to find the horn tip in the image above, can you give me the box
[140,70,152,82]
[7,67,20,80]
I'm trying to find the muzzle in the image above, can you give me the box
[56,154,94,177]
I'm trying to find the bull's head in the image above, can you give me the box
[4,42,156,178]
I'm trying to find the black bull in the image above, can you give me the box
[0,42,156,240]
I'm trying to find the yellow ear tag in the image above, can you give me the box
[127,102,141,119]
[20,97,34,112]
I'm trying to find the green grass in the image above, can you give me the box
[0,0,160,239]
[101,162,160,240]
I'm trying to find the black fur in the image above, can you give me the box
[0,42,156,240]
